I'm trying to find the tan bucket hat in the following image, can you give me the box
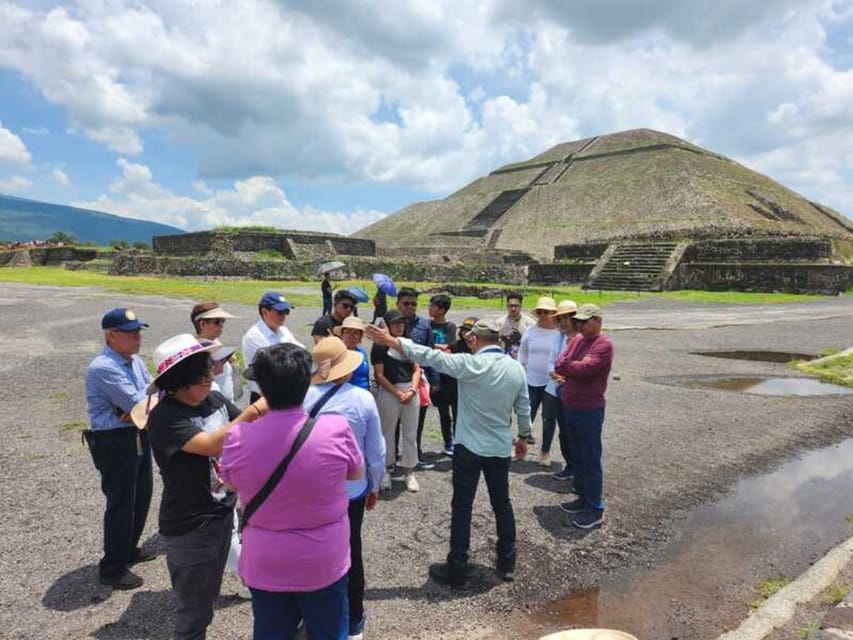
[130,394,160,430]
[537,630,638,640]
[533,296,558,312]
[554,299,579,317]
[332,315,366,337]
[311,336,365,384]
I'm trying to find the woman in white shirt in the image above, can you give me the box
[518,297,559,467]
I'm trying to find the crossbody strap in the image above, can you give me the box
[240,416,316,532]
[238,384,343,532]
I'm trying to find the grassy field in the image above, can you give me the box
[0,266,838,310]
[795,351,853,387]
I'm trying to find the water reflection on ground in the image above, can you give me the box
[525,438,853,639]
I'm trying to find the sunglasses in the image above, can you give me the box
[203,318,226,325]
[535,309,556,315]
[265,307,290,315]
[400,301,418,307]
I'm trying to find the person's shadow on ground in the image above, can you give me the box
[365,562,500,602]
[89,590,244,639]
[524,472,577,494]
[533,505,600,540]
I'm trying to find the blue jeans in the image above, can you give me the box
[251,574,348,640]
[563,406,605,511]
[449,444,516,572]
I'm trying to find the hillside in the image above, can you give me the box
[0,194,183,244]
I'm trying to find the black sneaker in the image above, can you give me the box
[552,468,573,480]
[100,569,144,590]
[525,435,536,445]
[572,510,604,529]
[495,562,515,582]
[428,561,472,587]
[131,547,157,563]
[559,498,585,514]
[415,459,435,470]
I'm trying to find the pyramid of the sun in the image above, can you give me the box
[354,129,852,261]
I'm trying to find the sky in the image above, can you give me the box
[0,0,851,236]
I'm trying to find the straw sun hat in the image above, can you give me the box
[332,315,366,337]
[554,300,579,317]
[311,336,364,384]
[145,334,220,394]
[533,296,558,312]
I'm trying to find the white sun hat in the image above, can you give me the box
[146,334,219,394]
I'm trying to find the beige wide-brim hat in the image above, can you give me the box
[538,630,638,640]
[130,394,160,430]
[534,296,558,312]
[311,336,364,384]
[146,334,219,394]
[197,338,237,362]
[332,315,366,337]
[554,299,579,317]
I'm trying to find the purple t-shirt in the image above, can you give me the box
[220,407,362,592]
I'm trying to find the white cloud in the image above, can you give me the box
[0,0,850,216]
[73,158,387,234]
[0,175,32,191]
[21,126,49,136]
[0,122,32,166]
[52,168,70,186]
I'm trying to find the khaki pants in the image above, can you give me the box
[376,383,419,469]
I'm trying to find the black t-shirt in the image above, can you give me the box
[148,391,240,536]
[429,321,457,348]
[321,279,332,297]
[370,344,414,384]
[311,313,343,338]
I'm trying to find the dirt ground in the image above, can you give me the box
[0,282,851,640]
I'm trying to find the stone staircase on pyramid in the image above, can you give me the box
[584,242,686,291]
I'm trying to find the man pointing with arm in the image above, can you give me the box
[366,318,530,587]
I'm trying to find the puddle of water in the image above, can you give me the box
[525,438,853,640]
[681,376,853,396]
[691,350,815,363]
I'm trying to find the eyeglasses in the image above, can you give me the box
[204,318,226,325]
[400,301,418,307]
[265,307,289,315]
[507,303,521,309]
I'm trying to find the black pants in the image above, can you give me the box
[85,428,153,580]
[348,497,366,630]
[448,444,516,572]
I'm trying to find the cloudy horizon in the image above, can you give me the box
[0,0,851,234]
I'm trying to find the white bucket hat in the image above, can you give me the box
[146,334,219,394]
[537,630,638,640]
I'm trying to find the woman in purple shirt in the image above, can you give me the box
[220,344,363,640]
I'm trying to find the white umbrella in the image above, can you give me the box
[317,260,346,276]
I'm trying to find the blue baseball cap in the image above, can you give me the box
[259,291,291,312]
[101,308,149,331]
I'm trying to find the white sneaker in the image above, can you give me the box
[539,452,551,468]
[236,582,251,599]
[405,472,419,492]
[380,473,392,491]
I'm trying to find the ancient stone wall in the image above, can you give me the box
[110,254,528,284]
[673,263,853,295]
[153,231,374,258]
[0,247,98,266]
[684,238,832,262]
[553,243,609,261]
[527,263,593,285]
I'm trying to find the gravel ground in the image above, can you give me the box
[0,282,851,640]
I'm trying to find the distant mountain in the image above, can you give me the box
[0,193,184,244]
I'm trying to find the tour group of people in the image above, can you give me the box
[83,286,614,640]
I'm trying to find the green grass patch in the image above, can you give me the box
[796,353,853,387]
[755,576,792,600]
[0,266,836,312]
[52,391,70,404]
[823,584,849,605]
[797,621,819,638]
[846,514,853,525]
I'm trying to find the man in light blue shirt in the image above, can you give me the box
[83,308,155,590]
[366,318,530,587]
[305,337,386,639]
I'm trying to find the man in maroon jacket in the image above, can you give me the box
[554,303,614,529]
